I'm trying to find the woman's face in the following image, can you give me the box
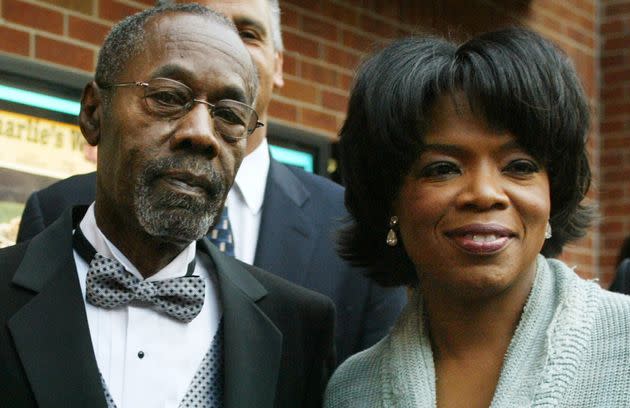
[393,98,550,300]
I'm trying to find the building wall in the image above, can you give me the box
[0,0,627,282]
[600,0,630,283]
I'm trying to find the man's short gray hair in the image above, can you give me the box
[96,3,238,87]
[156,0,283,51]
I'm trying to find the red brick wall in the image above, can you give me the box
[600,0,630,285]
[0,0,627,281]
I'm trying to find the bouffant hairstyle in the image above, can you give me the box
[338,28,592,287]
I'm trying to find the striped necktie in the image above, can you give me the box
[208,207,234,257]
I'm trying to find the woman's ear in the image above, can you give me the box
[79,81,102,146]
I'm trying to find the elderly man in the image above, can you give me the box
[0,4,334,408]
[16,0,406,363]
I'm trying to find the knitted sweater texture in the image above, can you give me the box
[324,255,630,407]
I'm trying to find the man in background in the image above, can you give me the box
[16,0,406,363]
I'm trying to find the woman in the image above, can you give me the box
[325,28,630,407]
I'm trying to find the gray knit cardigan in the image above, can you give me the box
[324,255,630,407]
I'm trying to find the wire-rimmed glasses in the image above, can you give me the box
[100,77,263,141]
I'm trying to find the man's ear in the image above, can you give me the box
[273,50,284,89]
[79,81,103,146]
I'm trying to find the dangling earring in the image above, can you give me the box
[545,221,552,239]
[386,216,398,246]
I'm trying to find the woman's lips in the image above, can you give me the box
[445,223,515,254]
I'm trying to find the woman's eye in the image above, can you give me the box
[419,162,460,178]
[504,159,540,175]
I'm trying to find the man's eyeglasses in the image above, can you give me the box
[100,77,263,141]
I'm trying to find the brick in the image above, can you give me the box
[606,2,630,16]
[283,0,323,13]
[601,19,626,35]
[601,169,630,184]
[602,54,627,70]
[3,0,64,34]
[38,0,94,15]
[302,107,338,133]
[321,2,359,27]
[603,101,630,116]
[342,29,376,52]
[99,0,143,22]
[282,7,300,29]
[567,27,594,49]
[601,151,623,167]
[543,1,592,31]
[0,26,30,56]
[35,35,94,72]
[604,35,630,52]
[339,73,353,91]
[68,16,111,46]
[283,31,320,58]
[301,61,338,87]
[600,119,627,133]
[603,237,625,251]
[268,98,297,122]
[573,0,596,16]
[371,0,401,20]
[278,77,319,104]
[323,45,360,70]
[360,14,398,38]
[283,54,298,76]
[322,90,348,112]
[302,15,338,42]
[601,86,625,102]
[603,66,630,84]
[600,221,625,236]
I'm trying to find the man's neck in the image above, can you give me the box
[94,201,189,279]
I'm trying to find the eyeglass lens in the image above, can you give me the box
[142,78,258,139]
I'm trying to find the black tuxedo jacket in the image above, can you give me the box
[1,207,335,408]
[16,159,406,363]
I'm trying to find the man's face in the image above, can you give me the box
[88,13,257,245]
[188,0,284,153]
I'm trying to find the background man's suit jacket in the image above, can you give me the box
[16,158,407,363]
[1,206,335,408]
[609,258,630,295]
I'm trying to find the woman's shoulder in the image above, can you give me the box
[547,257,630,323]
[591,286,630,336]
[324,338,387,408]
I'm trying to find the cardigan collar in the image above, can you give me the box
[379,255,599,407]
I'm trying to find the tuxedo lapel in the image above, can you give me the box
[254,159,316,285]
[199,240,282,408]
[8,207,106,408]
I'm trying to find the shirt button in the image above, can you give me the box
[138,351,145,359]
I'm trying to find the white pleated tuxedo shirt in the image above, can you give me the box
[225,137,270,264]
[74,205,222,408]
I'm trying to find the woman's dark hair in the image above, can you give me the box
[338,27,592,287]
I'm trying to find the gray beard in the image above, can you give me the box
[133,156,226,243]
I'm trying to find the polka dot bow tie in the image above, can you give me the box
[74,227,205,323]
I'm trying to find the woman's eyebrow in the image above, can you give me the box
[420,143,467,156]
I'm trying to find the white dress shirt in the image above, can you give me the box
[225,137,270,264]
[74,204,222,408]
